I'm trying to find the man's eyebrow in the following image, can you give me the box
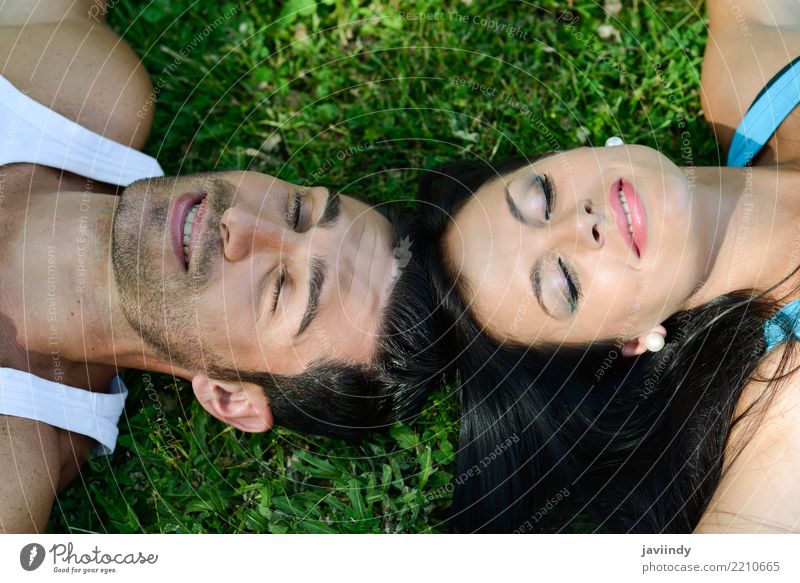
[317,190,341,228]
[297,256,326,337]
[531,258,555,319]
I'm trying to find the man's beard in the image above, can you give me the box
[111,174,233,372]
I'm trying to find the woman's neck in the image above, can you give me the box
[687,164,800,309]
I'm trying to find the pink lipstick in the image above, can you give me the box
[608,178,647,258]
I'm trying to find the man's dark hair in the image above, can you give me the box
[208,203,448,439]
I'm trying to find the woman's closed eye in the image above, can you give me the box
[536,173,556,220]
[536,253,582,317]
[506,172,558,224]
[557,257,581,312]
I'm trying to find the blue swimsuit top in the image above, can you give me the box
[727,55,800,352]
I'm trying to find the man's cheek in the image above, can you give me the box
[199,299,256,343]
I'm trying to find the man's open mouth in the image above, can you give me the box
[172,192,207,271]
[182,203,199,266]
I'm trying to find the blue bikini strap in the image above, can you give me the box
[727,55,800,167]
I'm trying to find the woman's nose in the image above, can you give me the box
[220,205,300,262]
[578,199,604,249]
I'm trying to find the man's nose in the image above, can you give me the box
[220,206,301,262]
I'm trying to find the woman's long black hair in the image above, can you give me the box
[419,156,800,533]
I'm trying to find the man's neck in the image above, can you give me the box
[0,171,188,389]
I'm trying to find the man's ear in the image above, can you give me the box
[620,324,667,358]
[191,375,274,432]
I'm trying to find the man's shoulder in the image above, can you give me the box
[0,18,154,151]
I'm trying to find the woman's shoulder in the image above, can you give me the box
[695,342,800,533]
[702,8,800,166]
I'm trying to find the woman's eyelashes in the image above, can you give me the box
[534,173,580,312]
[557,257,581,312]
[535,173,555,220]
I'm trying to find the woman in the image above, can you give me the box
[420,2,800,533]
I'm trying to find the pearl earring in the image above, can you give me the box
[605,136,624,147]
[645,332,665,352]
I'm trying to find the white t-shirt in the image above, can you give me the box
[0,73,165,456]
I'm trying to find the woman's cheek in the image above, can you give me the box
[588,264,621,305]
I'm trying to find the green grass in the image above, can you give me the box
[49,0,717,533]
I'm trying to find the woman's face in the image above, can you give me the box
[444,145,706,346]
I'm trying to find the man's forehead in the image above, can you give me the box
[294,198,397,363]
[339,193,386,219]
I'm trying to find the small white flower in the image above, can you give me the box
[605,0,623,17]
[598,24,619,41]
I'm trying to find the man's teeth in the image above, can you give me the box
[183,203,200,264]
[617,184,635,238]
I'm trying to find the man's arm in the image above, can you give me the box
[0,0,109,25]
[0,415,62,533]
[0,1,154,150]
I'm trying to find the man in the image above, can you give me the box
[0,2,440,532]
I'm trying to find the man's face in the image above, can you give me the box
[111,171,398,377]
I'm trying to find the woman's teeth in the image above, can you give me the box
[183,203,201,265]
[617,182,634,238]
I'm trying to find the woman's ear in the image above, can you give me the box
[621,324,667,358]
[191,375,274,432]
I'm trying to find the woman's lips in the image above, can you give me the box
[171,192,205,271]
[622,178,647,257]
[608,178,647,258]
